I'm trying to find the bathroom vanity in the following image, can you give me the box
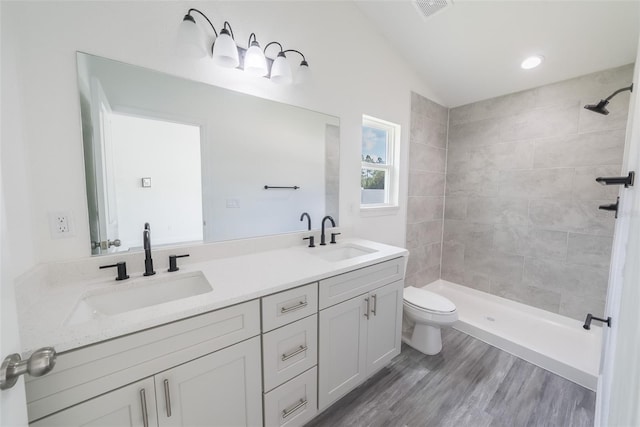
[16,238,407,426]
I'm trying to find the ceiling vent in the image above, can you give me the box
[413,0,453,20]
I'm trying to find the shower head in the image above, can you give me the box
[584,84,633,115]
[584,99,610,115]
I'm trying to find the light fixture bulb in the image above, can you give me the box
[212,28,240,68]
[244,41,268,77]
[176,15,208,58]
[270,52,292,85]
[294,60,311,85]
[521,55,544,70]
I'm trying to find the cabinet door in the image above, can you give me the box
[156,336,262,427]
[318,295,368,410]
[30,377,157,427]
[366,280,403,375]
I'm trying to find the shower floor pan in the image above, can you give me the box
[425,280,601,391]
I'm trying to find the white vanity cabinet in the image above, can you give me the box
[155,337,262,427]
[30,377,158,427]
[317,258,404,410]
[261,282,319,427]
[24,249,407,427]
[27,301,262,426]
[30,338,262,427]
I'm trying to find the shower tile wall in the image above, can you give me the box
[405,92,448,287]
[441,64,633,320]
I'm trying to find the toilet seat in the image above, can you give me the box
[403,287,456,314]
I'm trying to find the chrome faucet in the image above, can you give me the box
[143,222,155,276]
[320,215,335,246]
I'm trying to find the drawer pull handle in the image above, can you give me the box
[164,379,172,417]
[364,297,370,319]
[371,294,377,316]
[281,345,307,361]
[140,388,149,427]
[281,300,307,314]
[282,398,308,419]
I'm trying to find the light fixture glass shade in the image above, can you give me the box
[295,61,311,85]
[176,18,208,58]
[270,53,292,85]
[244,44,268,77]
[212,29,240,68]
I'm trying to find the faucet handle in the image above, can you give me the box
[303,236,315,248]
[330,232,341,244]
[168,254,190,272]
[99,262,129,281]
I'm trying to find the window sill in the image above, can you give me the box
[359,205,401,217]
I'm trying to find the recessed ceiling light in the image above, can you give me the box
[521,55,544,70]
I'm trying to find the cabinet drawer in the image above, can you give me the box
[319,257,404,309]
[262,282,318,332]
[264,367,318,427]
[263,314,318,391]
[26,300,260,422]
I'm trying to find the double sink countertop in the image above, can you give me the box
[16,238,408,357]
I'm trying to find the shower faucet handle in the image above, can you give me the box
[598,197,620,218]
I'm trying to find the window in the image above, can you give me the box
[361,115,400,208]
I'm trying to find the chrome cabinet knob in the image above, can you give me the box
[0,347,57,390]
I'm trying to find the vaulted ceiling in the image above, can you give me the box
[355,1,640,107]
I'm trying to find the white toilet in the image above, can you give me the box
[402,286,458,355]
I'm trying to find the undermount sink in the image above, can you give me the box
[65,271,212,325]
[312,244,377,262]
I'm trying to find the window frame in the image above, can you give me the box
[360,115,401,210]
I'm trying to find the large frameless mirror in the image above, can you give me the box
[77,52,340,255]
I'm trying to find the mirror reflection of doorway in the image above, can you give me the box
[107,112,203,250]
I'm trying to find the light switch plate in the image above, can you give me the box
[226,199,240,208]
[141,177,151,188]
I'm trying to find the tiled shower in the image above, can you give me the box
[407,64,633,321]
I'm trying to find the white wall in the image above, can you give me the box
[1,0,440,266]
[204,100,329,241]
[0,8,35,425]
[599,29,640,427]
[109,113,203,248]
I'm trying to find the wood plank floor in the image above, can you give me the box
[306,328,595,427]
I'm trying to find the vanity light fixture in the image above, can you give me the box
[285,49,311,84]
[521,55,544,70]
[177,8,310,84]
[244,33,268,77]
[212,22,240,68]
[265,42,292,85]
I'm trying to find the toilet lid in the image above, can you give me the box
[403,287,456,313]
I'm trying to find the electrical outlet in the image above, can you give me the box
[49,211,74,238]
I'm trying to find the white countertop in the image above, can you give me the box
[16,238,407,357]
